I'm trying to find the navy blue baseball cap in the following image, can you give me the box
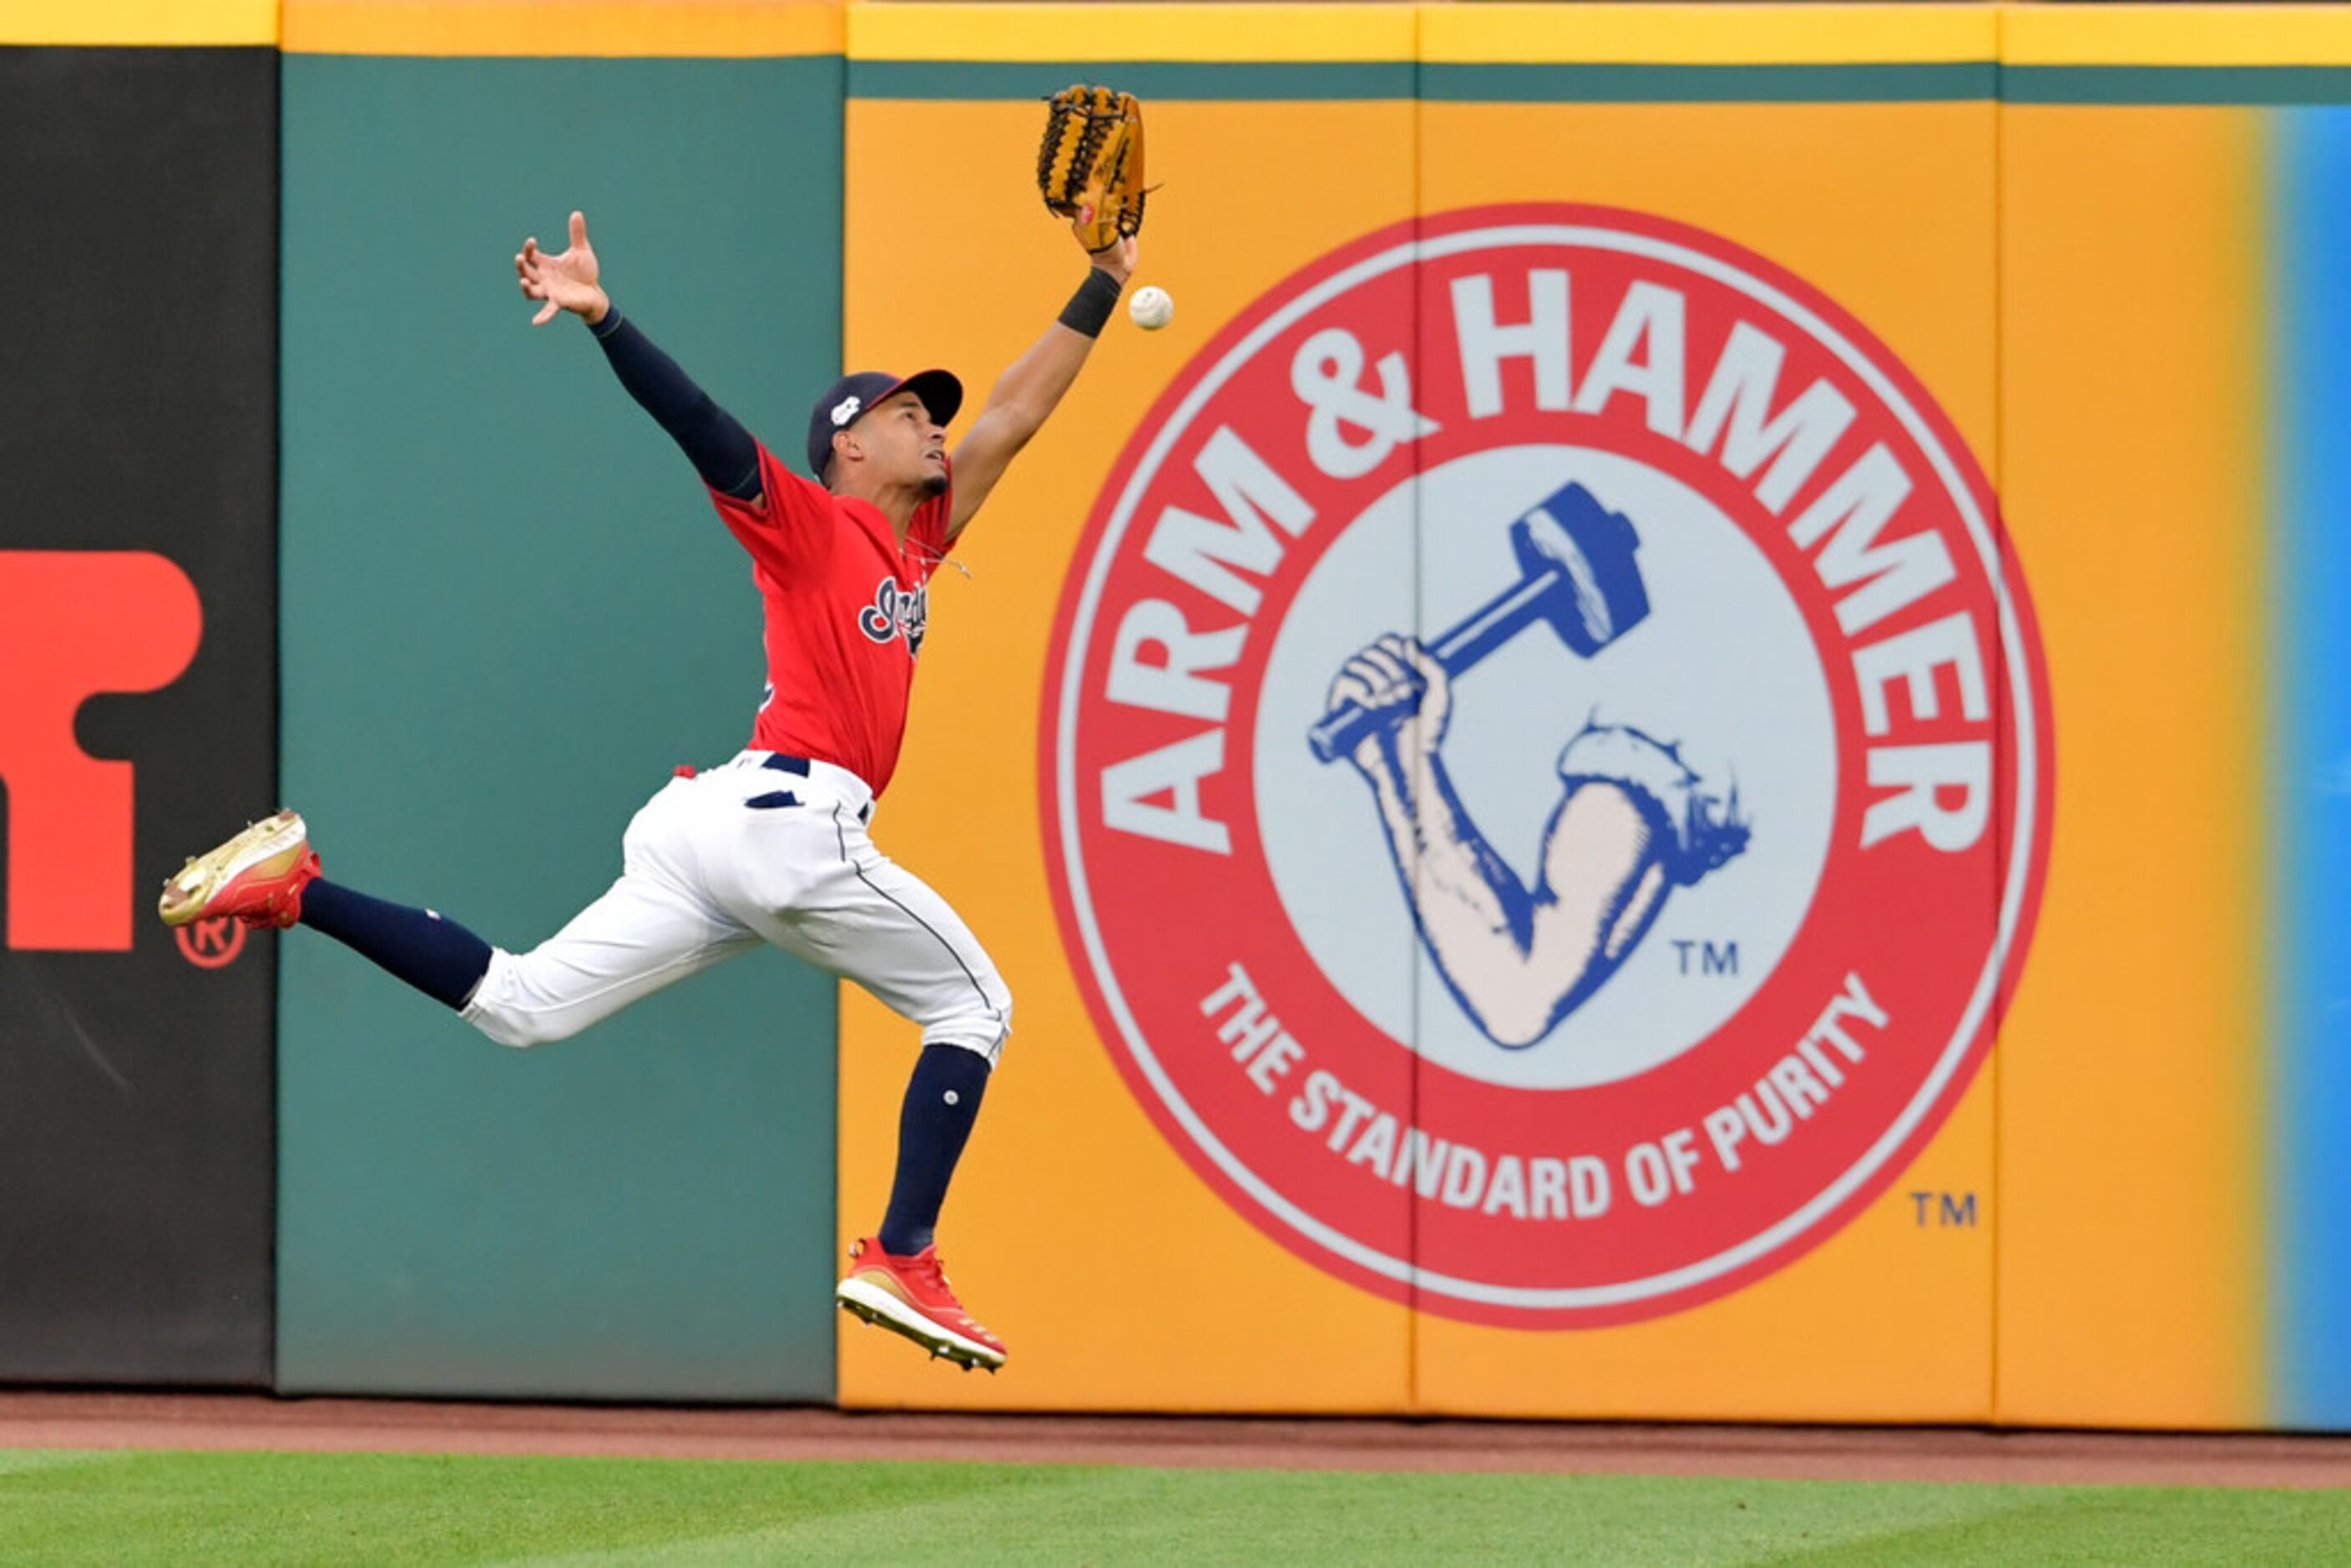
[806,368,963,478]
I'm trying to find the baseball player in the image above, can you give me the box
[158,206,1140,1373]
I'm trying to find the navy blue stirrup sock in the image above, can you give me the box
[877,1044,992,1257]
[298,878,494,1011]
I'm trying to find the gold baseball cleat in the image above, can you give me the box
[159,809,319,929]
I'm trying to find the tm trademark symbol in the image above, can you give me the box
[1671,939,1739,977]
[1907,1191,1978,1229]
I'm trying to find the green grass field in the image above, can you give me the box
[2,1449,2343,1565]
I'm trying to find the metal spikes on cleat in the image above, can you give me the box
[833,1237,1009,1371]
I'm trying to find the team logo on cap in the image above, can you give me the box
[832,395,862,427]
[1039,205,2052,1327]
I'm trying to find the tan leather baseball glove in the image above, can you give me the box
[1037,84,1147,253]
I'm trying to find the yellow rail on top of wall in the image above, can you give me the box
[2006,3,2351,67]
[1423,3,1995,66]
[279,1,842,57]
[17,3,2351,68]
[849,3,1417,64]
[1,0,277,45]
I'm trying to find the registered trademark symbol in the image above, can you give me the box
[174,917,245,969]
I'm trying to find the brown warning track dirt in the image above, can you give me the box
[0,1393,2344,1489]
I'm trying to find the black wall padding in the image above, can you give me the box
[0,47,278,1385]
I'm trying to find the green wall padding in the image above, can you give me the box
[277,54,844,1400]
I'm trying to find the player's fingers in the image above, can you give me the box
[531,299,559,326]
[569,210,589,250]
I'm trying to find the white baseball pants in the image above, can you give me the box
[460,751,1011,1063]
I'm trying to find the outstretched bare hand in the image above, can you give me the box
[516,210,608,326]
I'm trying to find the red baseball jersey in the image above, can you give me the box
[707,440,952,797]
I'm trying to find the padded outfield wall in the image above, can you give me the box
[837,2,2351,1432]
[0,18,279,1386]
[271,1,847,1401]
[2,0,2348,1430]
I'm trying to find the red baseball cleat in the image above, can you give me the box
[835,1237,1008,1371]
[159,809,321,930]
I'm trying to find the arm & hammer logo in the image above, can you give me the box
[1039,204,2053,1328]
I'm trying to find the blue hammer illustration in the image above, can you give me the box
[1308,481,1651,765]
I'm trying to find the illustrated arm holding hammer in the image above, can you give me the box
[1314,484,1750,1050]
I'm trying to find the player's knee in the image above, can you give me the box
[923,987,1012,1067]
[460,952,590,1050]
[465,1005,581,1050]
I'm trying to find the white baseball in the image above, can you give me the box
[1129,285,1174,331]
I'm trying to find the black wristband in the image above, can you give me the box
[1058,269,1124,338]
[588,301,624,339]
